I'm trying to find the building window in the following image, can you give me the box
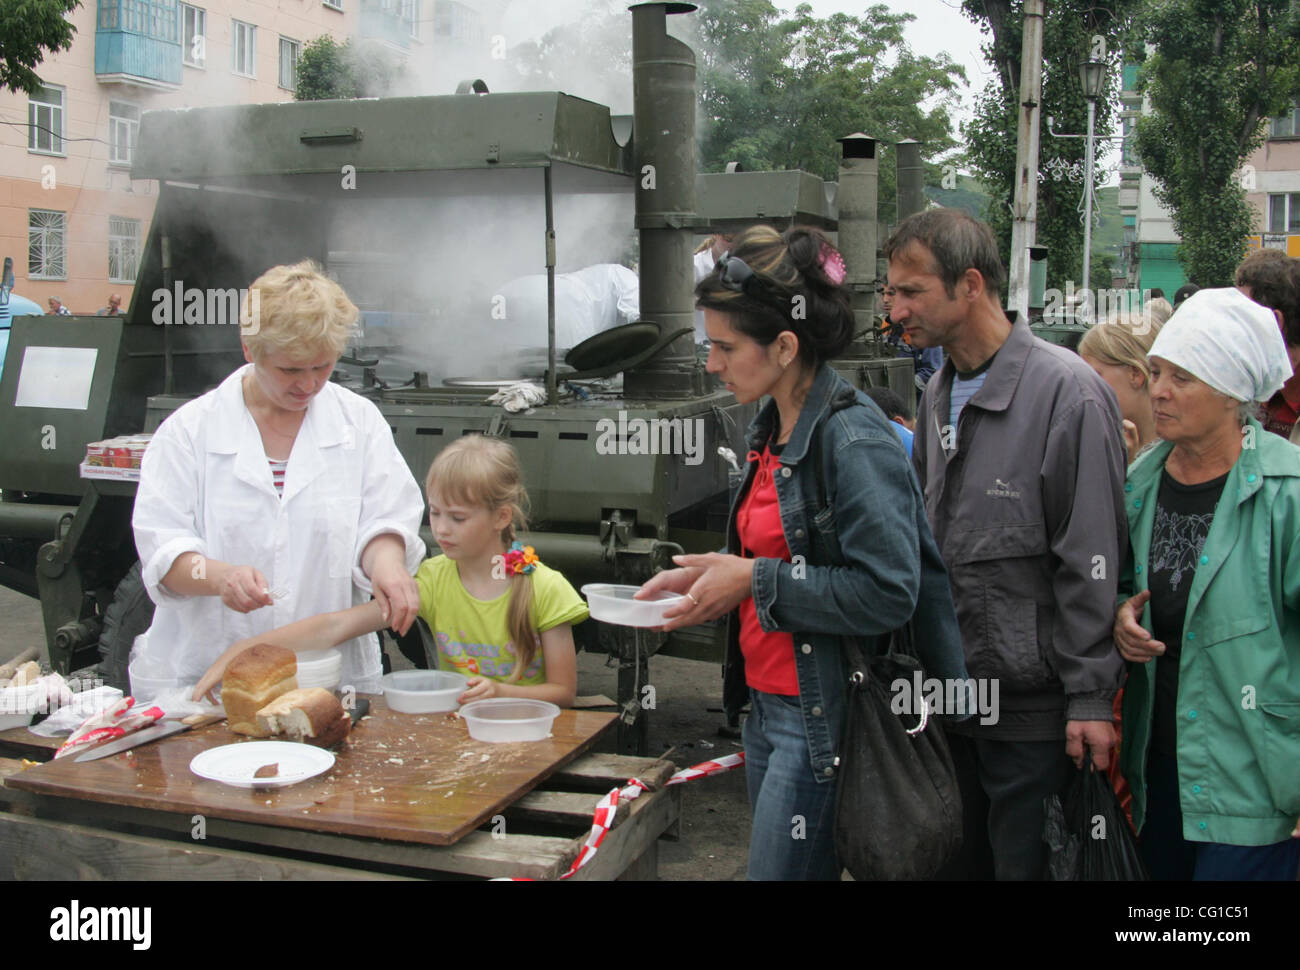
[232,19,256,77]
[434,0,477,41]
[28,84,64,155]
[109,216,142,284]
[278,37,299,90]
[108,100,140,166]
[29,210,67,280]
[403,0,418,38]
[1271,104,1300,138]
[1267,193,1300,234]
[183,4,206,67]
[323,0,342,10]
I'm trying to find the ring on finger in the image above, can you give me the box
[685,592,700,607]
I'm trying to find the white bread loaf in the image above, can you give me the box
[223,644,298,736]
[255,687,351,748]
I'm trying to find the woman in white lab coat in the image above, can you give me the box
[132,261,425,695]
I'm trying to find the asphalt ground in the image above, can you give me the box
[0,582,751,880]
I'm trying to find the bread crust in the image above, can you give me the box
[255,687,350,747]
[223,645,299,736]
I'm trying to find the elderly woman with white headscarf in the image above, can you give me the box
[1113,287,1300,880]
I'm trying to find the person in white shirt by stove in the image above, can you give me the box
[132,261,426,696]
[693,233,734,343]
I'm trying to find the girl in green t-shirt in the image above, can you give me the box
[193,436,586,707]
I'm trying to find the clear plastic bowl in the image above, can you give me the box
[581,584,688,628]
[381,670,470,714]
[459,698,560,743]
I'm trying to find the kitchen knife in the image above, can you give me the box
[74,713,224,763]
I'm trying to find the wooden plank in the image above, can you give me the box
[2,780,578,881]
[567,787,679,881]
[0,727,60,760]
[508,790,612,829]
[0,759,30,782]
[6,702,617,847]
[0,812,412,881]
[548,754,674,791]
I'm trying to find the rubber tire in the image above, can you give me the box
[98,561,155,692]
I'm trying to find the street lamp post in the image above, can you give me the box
[1079,59,1105,323]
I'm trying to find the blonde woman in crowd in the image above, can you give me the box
[1079,312,1164,466]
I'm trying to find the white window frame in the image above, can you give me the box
[182,4,207,68]
[278,36,300,91]
[108,216,142,284]
[29,209,67,281]
[108,100,140,167]
[1267,193,1300,234]
[232,19,256,78]
[1271,104,1300,138]
[404,0,418,39]
[28,84,65,156]
[323,0,343,11]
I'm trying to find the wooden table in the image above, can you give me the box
[0,699,680,880]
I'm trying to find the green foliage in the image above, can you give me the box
[0,0,79,95]
[295,35,402,101]
[961,0,1137,293]
[693,0,967,219]
[1135,0,1300,286]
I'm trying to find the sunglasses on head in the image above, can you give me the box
[716,253,763,298]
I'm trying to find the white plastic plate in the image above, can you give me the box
[190,741,334,789]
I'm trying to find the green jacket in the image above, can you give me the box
[1120,418,1300,846]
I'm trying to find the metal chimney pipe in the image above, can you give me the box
[895,138,925,222]
[625,1,699,399]
[836,133,879,347]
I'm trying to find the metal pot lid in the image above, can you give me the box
[564,322,663,373]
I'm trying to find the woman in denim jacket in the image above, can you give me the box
[641,226,967,880]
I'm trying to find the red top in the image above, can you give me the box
[736,445,799,695]
[1264,390,1299,440]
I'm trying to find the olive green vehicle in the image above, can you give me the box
[0,3,919,752]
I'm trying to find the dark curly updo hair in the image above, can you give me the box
[694,225,855,369]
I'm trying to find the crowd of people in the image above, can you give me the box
[129,210,1300,882]
[41,293,125,316]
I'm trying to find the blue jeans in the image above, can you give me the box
[743,689,841,880]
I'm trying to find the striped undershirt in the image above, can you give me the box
[269,458,288,497]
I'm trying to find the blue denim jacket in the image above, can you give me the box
[723,364,969,781]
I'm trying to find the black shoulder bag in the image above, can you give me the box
[806,396,963,880]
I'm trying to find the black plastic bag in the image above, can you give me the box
[834,634,962,881]
[1043,761,1148,880]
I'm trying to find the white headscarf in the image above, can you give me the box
[1147,286,1292,402]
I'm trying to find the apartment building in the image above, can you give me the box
[0,0,426,314]
[1118,59,1300,293]
[1244,103,1300,259]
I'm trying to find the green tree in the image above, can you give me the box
[509,1,966,222]
[961,0,1137,293]
[1135,0,1300,286]
[0,0,80,95]
[295,35,402,101]
[693,0,966,220]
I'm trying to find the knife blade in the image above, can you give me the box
[74,713,224,763]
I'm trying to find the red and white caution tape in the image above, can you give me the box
[499,751,746,881]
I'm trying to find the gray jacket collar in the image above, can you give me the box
[930,312,1031,421]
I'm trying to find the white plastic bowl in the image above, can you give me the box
[381,670,470,714]
[459,698,560,743]
[0,683,43,730]
[581,584,688,628]
[295,649,342,690]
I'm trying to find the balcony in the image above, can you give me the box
[359,0,413,50]
[95,0,182,89]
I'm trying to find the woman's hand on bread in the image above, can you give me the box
[219,564,274,613]
[192,653,234,703]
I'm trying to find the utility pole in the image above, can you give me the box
[1006,0,1044,318]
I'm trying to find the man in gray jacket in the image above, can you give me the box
[886,208,1127,880]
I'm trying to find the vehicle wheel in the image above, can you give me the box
[98,561,154,692]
